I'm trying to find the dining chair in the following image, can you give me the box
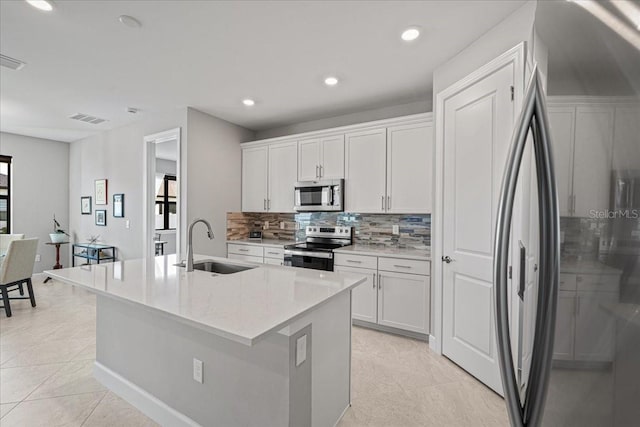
[0,238,38,317]
[0,234,25,295]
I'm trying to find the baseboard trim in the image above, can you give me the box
[333,404,351,427]
[352,320,428,341]
[93,361,200,427]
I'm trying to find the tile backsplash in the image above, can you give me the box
[227,212,431,249]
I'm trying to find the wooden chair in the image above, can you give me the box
[0,238,38,317]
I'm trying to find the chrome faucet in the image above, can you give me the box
[186,218,214,272]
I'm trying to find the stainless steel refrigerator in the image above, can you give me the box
[494,2,640,426]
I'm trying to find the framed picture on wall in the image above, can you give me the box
[95,210,107,226]
[81,196,92,215]
[95,179,108,205]
[113,194,124,217]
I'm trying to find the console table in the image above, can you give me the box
[72,243,117,267]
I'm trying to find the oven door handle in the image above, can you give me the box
[284,250,333,259]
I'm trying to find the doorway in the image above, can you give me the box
[143,128,181,259]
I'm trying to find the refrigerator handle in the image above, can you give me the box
[494,65,560,427]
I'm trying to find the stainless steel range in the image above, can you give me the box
[284,226,352,271]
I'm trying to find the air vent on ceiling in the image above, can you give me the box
[69,113,108,125]
[0,54,26,71]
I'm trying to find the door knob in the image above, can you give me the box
[442,255,453,263]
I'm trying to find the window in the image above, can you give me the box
[0,155,11,234]
[155,174,177,230]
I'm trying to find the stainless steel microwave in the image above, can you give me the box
[294,179,344,212]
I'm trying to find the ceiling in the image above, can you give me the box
[0,0,526,143]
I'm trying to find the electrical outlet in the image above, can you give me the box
[280,221,285,230]
[35,254,41,262]
[264,221,269,230]
[392,225,400,235]
[193,358,203,384]
[125,220,130,229]
[296,335,307,367]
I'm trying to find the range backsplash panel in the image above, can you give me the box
[227,212,431,249]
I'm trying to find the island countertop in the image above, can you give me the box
[45,254,366,346]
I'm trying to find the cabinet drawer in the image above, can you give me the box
[378,257,430,276]
[227,253,263,264]
[335,253,377,269]
[228,243,263,257]
[264,247,285,259]
[263,257,284,266]
[576,274,620,293]
[559,273,577,291]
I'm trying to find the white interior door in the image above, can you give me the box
[441,62,516,395]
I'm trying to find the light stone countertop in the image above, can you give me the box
[227,239,298,248]
[333,244,431,261]
[560,260,623,275]
[45,254,366,346]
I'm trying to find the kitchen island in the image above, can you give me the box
[45,254,366,427]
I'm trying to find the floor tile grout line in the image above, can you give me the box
[80,390,109,427]
[23,389,107,404]
[18,360,74,403]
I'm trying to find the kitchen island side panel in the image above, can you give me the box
[96,295,291,427]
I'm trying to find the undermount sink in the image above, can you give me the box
[176,260,256,275]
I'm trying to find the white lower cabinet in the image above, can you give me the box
[335,253,430,336]
[334,265,377,323]
[552,273,620,362]
[227,242,285,265]
[378,271,430,334]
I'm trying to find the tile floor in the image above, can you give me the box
[0,278,508,426]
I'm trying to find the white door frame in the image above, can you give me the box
[431,43,526,355]
[143,128,182,260]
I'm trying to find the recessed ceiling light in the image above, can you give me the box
[324,76,339,86]
[401,27,420,42]
[25,0,54,11]
[118,15,142,29]
[242,99,255,107]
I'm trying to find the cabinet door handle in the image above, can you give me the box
[394,264,412,269]
[319,165,323,178]
[264,199,267,211]
[381,196,385,211]
[387,196,391,210]
[268,199,271,210]
[267,251,279,255]
[238,248,249,252]
[372,273,376,289]
[378,273,381,289]
[316,165,319,178]
[346,259,362,264]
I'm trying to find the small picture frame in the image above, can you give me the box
[95,179,108,205]
[81,196,92,215]
[113,194,124,217]
[95,209,107,226]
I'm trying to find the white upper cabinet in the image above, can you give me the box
[268,142,298,213]
[320,135,345,180]
[345,128,387,213]
[297,139,321,181]
[547,107,575,216]
[241,142,296,213]
[573,106,614,217]
[612,106,640,171]
[386,122,433,213]
[241,146,268,212]
[297,135,345,181]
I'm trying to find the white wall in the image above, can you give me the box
[69,108,187,261]
[255,100,431,140]
[0,132,69,273]
[184,108,255,257]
